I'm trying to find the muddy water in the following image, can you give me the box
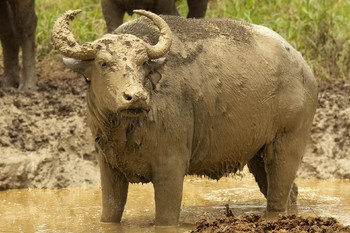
[1,174,349,233]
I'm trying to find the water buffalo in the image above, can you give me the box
[101,0,208,32]
[51,10,318,226]
[0,0,37,90]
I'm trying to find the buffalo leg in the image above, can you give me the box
[187,0,208,18]
[101,0,124,32]
[153,0,179,16]
[0,1,20,88]
[97,152,129,222]
[152,156,187,226]
[248,146,298,208]
[247,150,268,197]
[11,0,37,90]
[264,132,305,212]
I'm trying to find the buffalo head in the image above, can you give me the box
[51,10,172,118]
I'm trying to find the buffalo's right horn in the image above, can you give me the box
[133,10,173,60]
[51,9,96,60]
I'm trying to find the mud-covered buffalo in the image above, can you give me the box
[51,10,317,226]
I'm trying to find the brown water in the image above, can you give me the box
[1,175,349,233]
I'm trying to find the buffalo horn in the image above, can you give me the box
[51,9,95,60]
[133,10,173,59]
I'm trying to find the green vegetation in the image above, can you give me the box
[205,0,350,79]
[35,0,350,79]
[35,0,105,57]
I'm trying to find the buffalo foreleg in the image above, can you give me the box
[97,152,129,223]
[152,154,187,226]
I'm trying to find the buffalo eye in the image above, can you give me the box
[99,61,108,68]
[142,61,148,68]
[84,76,91,84]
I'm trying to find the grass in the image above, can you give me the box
[35,0,350,79]
[35,0,105,57]
[204,0,350,79]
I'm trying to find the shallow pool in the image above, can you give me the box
[1,174,349,232]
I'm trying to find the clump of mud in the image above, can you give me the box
[189,213,350,233]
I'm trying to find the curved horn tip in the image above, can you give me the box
[51,9,96,60]
[64,9,83,19]
[133,9,150,16]
[132,9,172,59]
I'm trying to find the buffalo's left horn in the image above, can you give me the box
[51,9,96,60]
[133,10,173,59]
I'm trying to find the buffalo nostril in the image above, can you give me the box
[123,93,132,101]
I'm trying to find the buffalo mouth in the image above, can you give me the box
[120,108,149,117]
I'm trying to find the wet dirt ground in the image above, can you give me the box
[1,60,350,232]
[1,176,350,233]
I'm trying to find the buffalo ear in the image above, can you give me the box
[63,57,93,83]
[145,57,166,86]
[145,57,166,72]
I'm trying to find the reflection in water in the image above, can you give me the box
[0,174,349,232]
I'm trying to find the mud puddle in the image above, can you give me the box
[0,175,349,233]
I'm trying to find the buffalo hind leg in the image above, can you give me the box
[13,0,37,90]
[265,132,305,212]
[0,1,20,88]
[153,0,179,16]
[247,150,268,197]
[97,152,129,223]
[248,146,298,208]
[187,0,208,18]
[101,0,124,32]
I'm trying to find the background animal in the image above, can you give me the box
[0,0,37,90]
[101,0,208,32]
[51,10,318,226]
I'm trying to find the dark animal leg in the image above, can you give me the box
[12,0,37,90]
[247,147,298,208]
[247,149,268,198]
[97,152,129,222]
[187,0,208,18]
[0,1,20,88]
[101,0,124,32]
[153,0,179,16]
[264,132,304,212]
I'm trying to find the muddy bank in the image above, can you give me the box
[0,61,99,189]
[299,79,350,179]
[0,61,350,189]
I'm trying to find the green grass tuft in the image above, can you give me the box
[35,0,350,79]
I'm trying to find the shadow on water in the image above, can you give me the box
[1,174,349,232]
